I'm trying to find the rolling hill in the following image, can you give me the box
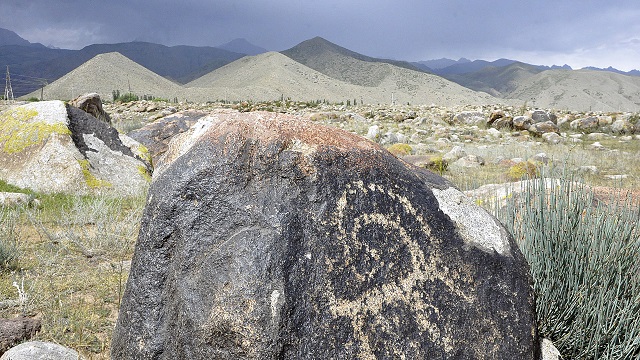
[27,52,185,101]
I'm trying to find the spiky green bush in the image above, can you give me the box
[494,179,640,359]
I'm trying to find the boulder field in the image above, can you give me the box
[112,111,539,359]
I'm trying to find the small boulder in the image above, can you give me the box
[69,93,111,124]
[442,145,467,162]
[541,132,563,144]
[611,120,635,134]
[0,341,79,360]
[452,154,485,168]
[528,121,559,136]
[452,111,485,125]
[570,116,599,131]
[513,116,532,130]
[529,109,550,123]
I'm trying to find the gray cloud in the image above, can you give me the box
[1,0,638,70]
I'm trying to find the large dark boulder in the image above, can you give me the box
[112,111,539,359]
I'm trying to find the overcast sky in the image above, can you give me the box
[1,0,639,71]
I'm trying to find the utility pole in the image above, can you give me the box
[4,66,14,104]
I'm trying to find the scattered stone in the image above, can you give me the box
[597,115,613,126]
[586,132,607,140]
[69,93,111,124]
[0,192,38,207]
[590,142,606,150]
[486,128,502,138]
[576,165,598,174]
[365,125,380,141]
[529,109,551,123]
[611,120,635,134]
[570,116,599,131]
[401,154,447,171]
[528,121,559,136]
[604,174,628,180]
[452,154,485,167]
[540,338,561,360]
[452,111,485,125]
[541,132,562,144]
[0,341,80,360]
[513,116,532,130]
[442,145,467,162]
[0,317,41,354]
[112,111,539,359]
[492,116,513,129]
[529,152,550,164]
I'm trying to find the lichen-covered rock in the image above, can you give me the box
[112,111,539,359]
[0,101,151,195]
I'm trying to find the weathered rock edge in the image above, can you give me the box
[112,111,539,359]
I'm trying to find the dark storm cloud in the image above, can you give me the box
[1,0,638,70]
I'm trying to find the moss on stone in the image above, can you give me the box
[136,144,153,166]
[138,165,152,182]
[77,159,112,188]
[0,107,71,154]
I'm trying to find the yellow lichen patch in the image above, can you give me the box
[136,144,153,166]
[77,159,112,188]
[137,165,152,182]
[0,107,71,154]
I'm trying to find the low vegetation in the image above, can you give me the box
[0,183,145,358]
[493,178,640,359]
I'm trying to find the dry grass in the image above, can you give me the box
[0,192,146,358]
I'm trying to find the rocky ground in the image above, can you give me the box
[98,99,640,191]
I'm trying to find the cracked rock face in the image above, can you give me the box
[112,111,539,359]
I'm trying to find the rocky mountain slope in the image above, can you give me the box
[281,37,427,86]
[506,69,640,112]
[186,51,501,105]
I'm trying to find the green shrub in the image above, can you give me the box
[494,179,640,359]
[113,92,139,103]
[387,143,412,156]
[26,97,40,102]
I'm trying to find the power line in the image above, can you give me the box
[4,66,14,104]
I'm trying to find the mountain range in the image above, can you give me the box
[2,27,640,111]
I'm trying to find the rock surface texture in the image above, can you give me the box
[112,111,539,359]
[0,101,151,195]
[0,341,80,360]
[69,92,112,124]
[128,110,209,162]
